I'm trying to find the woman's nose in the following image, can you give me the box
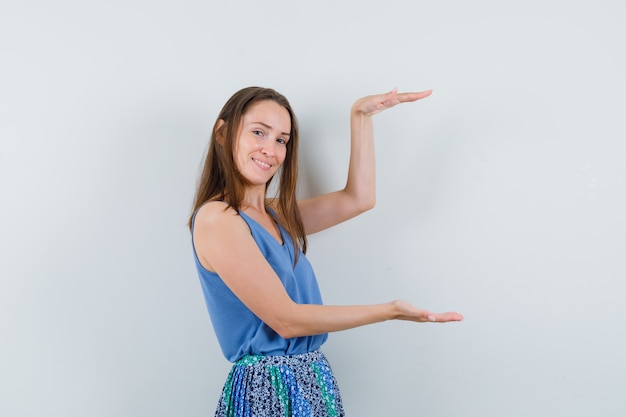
[260,140,276,156]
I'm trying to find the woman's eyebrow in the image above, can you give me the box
[251,121,290,137]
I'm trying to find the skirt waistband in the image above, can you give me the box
[235,349,325,367]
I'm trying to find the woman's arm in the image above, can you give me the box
[193,202,462,340]
[298,88,432,235]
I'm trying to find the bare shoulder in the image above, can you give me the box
[193,201,248,271]
[194,200,238,230]
[194,200,253,240]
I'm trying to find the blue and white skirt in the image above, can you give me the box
[214,350,345,417]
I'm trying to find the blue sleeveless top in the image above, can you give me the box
[191,209,328,362]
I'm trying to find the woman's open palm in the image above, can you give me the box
[352,88,433,116]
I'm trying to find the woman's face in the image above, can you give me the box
[234,100,291,187]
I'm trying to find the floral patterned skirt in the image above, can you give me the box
[214,350,345,417]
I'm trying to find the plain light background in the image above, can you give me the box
[1,1,625,416]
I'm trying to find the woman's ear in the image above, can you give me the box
[214,119,226,144]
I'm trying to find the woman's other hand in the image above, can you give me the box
[352,88,433,116]
[391,299,464,323]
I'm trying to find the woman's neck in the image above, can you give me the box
[241,187,268,212]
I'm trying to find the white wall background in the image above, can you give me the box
[2,1,625,416]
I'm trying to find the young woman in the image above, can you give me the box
[189,86,463,417]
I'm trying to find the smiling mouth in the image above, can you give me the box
[253,158,272,169]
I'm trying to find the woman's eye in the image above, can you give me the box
[277,138,287,145]
[252,130,264,137]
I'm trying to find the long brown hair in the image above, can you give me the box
[189,87,307,256]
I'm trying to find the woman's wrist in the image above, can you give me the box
[350,107,372,118]
[386,300,401,321]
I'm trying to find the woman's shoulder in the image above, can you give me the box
[192,201,249,273]
[194,200,239,230]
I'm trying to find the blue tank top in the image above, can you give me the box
[191,208,328,362]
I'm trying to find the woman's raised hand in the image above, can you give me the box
[352,88,433,116]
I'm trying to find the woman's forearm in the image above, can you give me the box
[270,299,463,339]
[274,302,396,339]
[344,108,376,212]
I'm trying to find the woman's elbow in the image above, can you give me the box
[265,307,304,339]
[275,327,299,340]
[271,320,301,339]
[357,195,376,213]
